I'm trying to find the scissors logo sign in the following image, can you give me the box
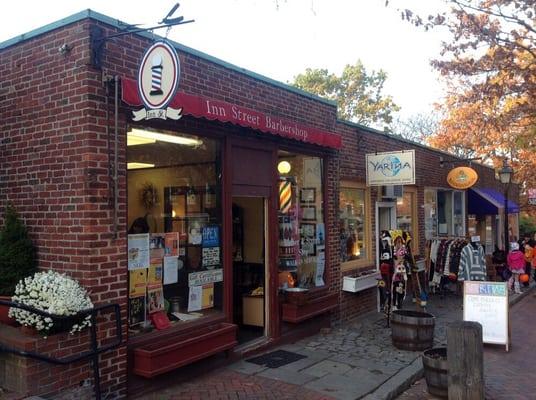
[133,41,183,121]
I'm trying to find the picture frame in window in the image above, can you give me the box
[301,205,316,222]
[300,237,316,257]
[300,187,316,203]
[301,223,316,238]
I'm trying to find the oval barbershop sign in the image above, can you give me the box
[133,41,183,121]
[447,166,479,190]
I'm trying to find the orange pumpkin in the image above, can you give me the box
[519,274,529,283]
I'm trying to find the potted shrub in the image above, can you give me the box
[0,203,38,325]
[9,270,93,335]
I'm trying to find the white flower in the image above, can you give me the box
[9,270,94,335]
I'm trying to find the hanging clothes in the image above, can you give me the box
[458,243,486,281]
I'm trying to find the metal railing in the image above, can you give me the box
[0,300,123,400]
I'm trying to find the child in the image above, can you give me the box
[507,242,525,294]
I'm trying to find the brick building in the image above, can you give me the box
[0,10,518,398]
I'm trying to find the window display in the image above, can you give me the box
[425,188,465,239]
[277,152,325,289]
[127,127,222,334]
[339,186,367,263]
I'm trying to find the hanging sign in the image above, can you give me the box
[463,281,509,351]
[528,188,536,205]
[133,41,183,121]
[447,166,479,190]
[366,150,415,186]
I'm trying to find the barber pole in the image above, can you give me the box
[150,54,164,96]
[279,180,292,214]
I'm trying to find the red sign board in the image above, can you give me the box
[122,77,342,149]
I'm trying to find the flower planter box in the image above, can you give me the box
[342,272,381,293]
[133,322,238,378]
[282,292,338,323]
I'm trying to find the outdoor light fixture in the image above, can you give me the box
[499,159,513,184]
[278,160,292,174]
[127,162,155,170]
[127,128,203,146]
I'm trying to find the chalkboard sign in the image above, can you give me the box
[463,281,509,351]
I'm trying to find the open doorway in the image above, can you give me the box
[232,197,267,345]
[376,202,397,267]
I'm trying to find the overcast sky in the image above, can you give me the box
[1,0,451,122]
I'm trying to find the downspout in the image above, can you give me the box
[113,76,119,239]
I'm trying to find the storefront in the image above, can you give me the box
[0,9,519,399]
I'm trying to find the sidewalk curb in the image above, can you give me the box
[360,357,423,400]
[361,284,535,400]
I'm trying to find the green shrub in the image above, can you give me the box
[0,204,38,296]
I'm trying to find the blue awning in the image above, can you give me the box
[468,188,519,215]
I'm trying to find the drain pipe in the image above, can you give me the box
[113,76,119,239]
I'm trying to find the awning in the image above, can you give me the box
[121,77,342,149]
[468,188,519,215]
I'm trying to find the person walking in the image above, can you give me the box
[507,242,525,294]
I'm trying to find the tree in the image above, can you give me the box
[292,61,400,130]
[396,0,536,211]
[391,113,440,143]
[0,204,38,296]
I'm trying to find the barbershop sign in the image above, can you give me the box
[366,150,415,186]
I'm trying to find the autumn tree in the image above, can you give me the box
[292,61,400,130]
[396,0,536,210]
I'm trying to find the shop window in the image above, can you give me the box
[396,189,418,254]
[425,188,465,239]
[424,189,437,240]
[127,127,222,335]
[277,152,325,288]
[339,182,371,270]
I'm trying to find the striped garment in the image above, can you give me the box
[458,243,487,281]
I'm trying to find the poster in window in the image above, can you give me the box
[187,285,203,312]
[202,284,214,309]
[202,246,220,268]
[300,188,316,203]
[129,269,147,297]
[300,237,316,257]
[315,250,325,287]
[128,233,150,270]
[202,226,219,247]
[301,223,316,238]
[148,259,163,287]
[147,286,165,314]
[163,256,179,285]
[303,158,322,187]
[128,296,146,326]
[164,232,180,256]
[301,206,316,222]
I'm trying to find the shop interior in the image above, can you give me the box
[232,197,266,344]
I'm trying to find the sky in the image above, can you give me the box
[0,0,451,123]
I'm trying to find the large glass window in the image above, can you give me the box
[339,184,368,265]
[277,152,325,289]
[425,188,465,239]
[127,127,222,335]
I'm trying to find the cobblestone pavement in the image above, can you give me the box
[397,291,536,400]
[135,285,533,400]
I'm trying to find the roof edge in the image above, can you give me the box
[0,9,337,108]
[337,119,497,172]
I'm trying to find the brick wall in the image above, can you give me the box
[1,20,127,398]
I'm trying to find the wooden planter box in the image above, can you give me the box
[133,322,237,378]
[282,292,338,323]
[342,272,381,293]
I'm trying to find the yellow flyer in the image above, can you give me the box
[129,269,147,297]
[148,259,163,287]
[202,284,214,309]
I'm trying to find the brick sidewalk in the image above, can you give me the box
[136,369,334,400]
[398,292,536,400]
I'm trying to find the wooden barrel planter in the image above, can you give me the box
[391,310,435,351]
[422,347,448,398]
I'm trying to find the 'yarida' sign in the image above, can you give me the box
[447,166,479,190]
[366,150,415,186]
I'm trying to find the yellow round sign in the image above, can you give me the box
[447,167,479,189]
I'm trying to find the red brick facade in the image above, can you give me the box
[0,11,515,398]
